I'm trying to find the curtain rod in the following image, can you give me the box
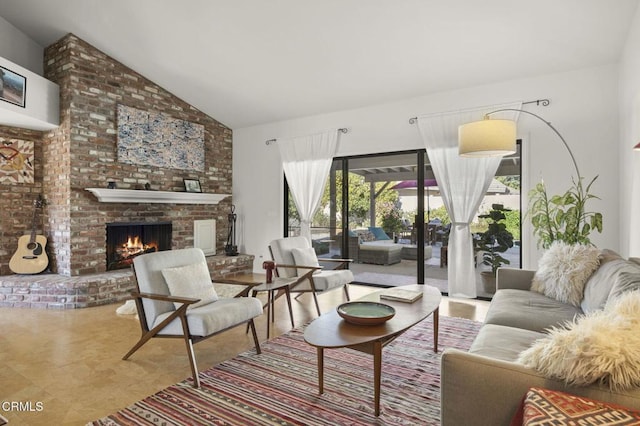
[408,98,550,124]
[265,128,349,145]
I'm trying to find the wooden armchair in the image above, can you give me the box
[269,236,353,316]
[122,248,263,388]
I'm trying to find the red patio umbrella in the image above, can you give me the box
[390,179,439,221]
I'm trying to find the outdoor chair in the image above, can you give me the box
[122,248,263,388]
[269,236,353,316]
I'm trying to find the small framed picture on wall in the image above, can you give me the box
[0,65,27,108]
[184,178,202,193]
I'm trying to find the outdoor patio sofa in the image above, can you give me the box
[440,248,640,425]
[348,228,403,265]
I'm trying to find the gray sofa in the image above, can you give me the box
[441,250,640,426]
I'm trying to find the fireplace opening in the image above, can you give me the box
[106,221,172,271]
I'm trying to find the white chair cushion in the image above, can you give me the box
[161,261,218,310]
[154,297,263,337]
[291,246,320,276]
[293,269,354,292]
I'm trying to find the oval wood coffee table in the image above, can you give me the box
[304,284,441,416]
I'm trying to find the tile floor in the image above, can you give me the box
[0,282,489,425]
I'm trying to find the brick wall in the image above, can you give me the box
[0,126,45,275]
[1,33,236,277]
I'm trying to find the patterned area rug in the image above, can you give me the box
[90,316,481,425]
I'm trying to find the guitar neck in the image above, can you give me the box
[29,199,42,244]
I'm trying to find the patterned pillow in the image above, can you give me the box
[161,262,218,310]
[514,387,640,425]
[530,241,600,307]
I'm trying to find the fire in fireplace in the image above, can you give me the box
[106,222,172,271]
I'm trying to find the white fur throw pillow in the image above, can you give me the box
[161,262,218,310]
[517,290,640,390]
[530,242,600,307]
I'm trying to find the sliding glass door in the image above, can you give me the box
[285,143,522,298]
[286,150,429,285]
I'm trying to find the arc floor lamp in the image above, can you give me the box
[457,101,580,180]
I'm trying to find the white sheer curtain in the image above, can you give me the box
[277,130,339,243]
[416,102,521,298]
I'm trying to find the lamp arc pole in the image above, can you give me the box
[484,108,581,180]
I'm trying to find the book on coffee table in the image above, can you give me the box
[380,288,423,303]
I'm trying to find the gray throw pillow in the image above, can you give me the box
[581,250,625,313]
[606,271,640,307]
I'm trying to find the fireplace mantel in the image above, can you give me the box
[86,188,229,204]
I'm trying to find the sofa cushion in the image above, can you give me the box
[484,289,583,333]
[581,249,627,313]
[606,270,640,307]
[359,240,402,251]
[518,290,640,391]
[368,226,391,240]
[469,324,546,362]
[531,242,600,307]
[355,229,376,242]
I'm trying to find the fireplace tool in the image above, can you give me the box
[225,204,238,256]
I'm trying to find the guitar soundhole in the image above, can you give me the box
[27,242,37,250]
[32,243,43,255]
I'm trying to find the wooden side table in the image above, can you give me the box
[251,278,296,338]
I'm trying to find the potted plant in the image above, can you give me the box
[475,204,514,293]
[527,176,603,249]
[379,202,404,240]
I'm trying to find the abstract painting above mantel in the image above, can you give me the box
[117,104,205,172]
[0,138,34,184]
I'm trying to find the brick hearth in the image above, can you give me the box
[0,254,254,309]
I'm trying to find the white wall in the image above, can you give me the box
[234,65,620,272]
[0,55,59,130]
[0,15,43,75]
[0,18,59,130]
[619,5,640,258]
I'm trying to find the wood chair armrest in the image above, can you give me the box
[211,279,263,298]
[132,291,200,305]
[276,263,323,271]
[213,278,263,287]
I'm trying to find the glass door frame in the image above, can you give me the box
[284,148,428,284]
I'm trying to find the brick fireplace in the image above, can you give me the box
[106,221,172,271]
[0,34,255,309]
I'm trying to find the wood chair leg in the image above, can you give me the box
[312,292,321,316]
[246,289,259,334]
[184,336,200,388]
[122,330,156,360]
[285,287,295,328]
[179,314,200,388]
[249,319,261,354]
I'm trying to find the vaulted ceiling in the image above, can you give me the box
[0,0,637,129]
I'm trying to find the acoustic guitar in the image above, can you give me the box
[9,197,49,274]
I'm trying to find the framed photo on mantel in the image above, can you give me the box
[184,178,202,193]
